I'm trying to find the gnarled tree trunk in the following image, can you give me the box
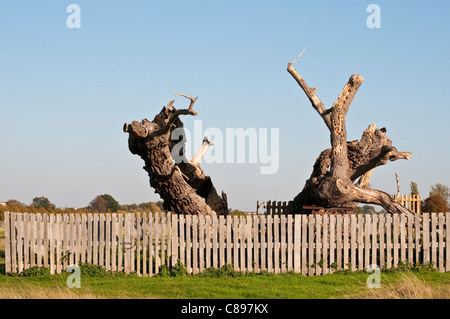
[285,51,412,215]
[123,94,228,216]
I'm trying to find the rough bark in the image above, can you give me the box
[123,95,228,216]
[286,52,412,215]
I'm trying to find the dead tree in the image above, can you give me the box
[285,50,412,215]
[123,94,228,216]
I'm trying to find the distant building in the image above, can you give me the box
[0,202,6,206]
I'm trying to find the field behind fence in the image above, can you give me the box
[3,211,449,276]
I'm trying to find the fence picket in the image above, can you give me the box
[393,214,399,268]
[350,214,356,272]
[336,215,342,271]
[226,216,232,266]
[372,214,378,267]
[212,216,218,268]
[287,215,293,272]
[219,216,225,268]
[301,215,307,275]
[329,215,336,273]
[431,213,437,267]
[253,215,259,272]
[308,214,314,276]
[343,215,349,270]
[294,215,301,273]
[267,215,273,273]
[4,212,11,273]
[280,215,286,273]
[274,215,280,274]
[438,213,444,272]
[315,214,322,275]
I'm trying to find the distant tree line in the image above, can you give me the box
[0,194,166,221]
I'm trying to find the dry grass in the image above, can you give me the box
[348,271,450,299]
[0,282,101,299]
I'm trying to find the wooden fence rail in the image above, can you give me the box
[257,195,421,215]
[4,211,449,276]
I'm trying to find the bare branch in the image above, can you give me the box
[331,74,364,117]
[191,136,214,165]
[175,93,198,111]
[395,173,401,202]
[287,51,332,130]
[351,186,412,215]
[289,47,306,65]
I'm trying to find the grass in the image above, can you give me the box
[0,267,449,299]
[0,229,449,299]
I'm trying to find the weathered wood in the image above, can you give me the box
[386,214,392,269]
[212,215,219,268]
[446,213,450,272]
[336,214,343,271]
[274,215,280,274]
[431,213,437,267]
[178,214,185,271]
[219,216,225,268]
[349,214,356,271]
[267,215,273,273]
[343,214,349,270]
[400,214,406,263]
[286,54,412,215]
[6,211,448,276]
[124,213,131,273]
[247,215,253,272]
[329,215,336,272]
[123,97,228,216]
[253,215,259,272]
[56,214,62,273]
[393,214,399,267]
[407,213,414,264]
[48,214,55,274]
[233,216,239,271]
[4,212,11,273]
[205,216,211,269]
[171,214,178,271]
[192,215,198,274]
[287,215,293,272]
[43,214,49,268]
[99,214,105,267]
[118,214,124,272]
[199,215,205,272]
[379,214,385,268]
[301,215,307,275]
[315,214,322,275]
[23,213,29,271]
[294,215,301,273]
[372,214,378,266]
[280,215,286,273]
[438,213,444,272]
[308,214,314,275]
[185,215,191,274]
[364,214,371,269]
[226,216,232,266]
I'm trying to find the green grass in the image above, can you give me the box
[0,267,449,299]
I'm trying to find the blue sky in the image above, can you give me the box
[1,1,449,211]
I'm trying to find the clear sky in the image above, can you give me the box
[1,1,449,211]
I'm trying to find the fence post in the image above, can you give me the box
[4,212,11,273]
[124,213,131,273]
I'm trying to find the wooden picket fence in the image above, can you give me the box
[3,211,449,276]
[257,195,421,215]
